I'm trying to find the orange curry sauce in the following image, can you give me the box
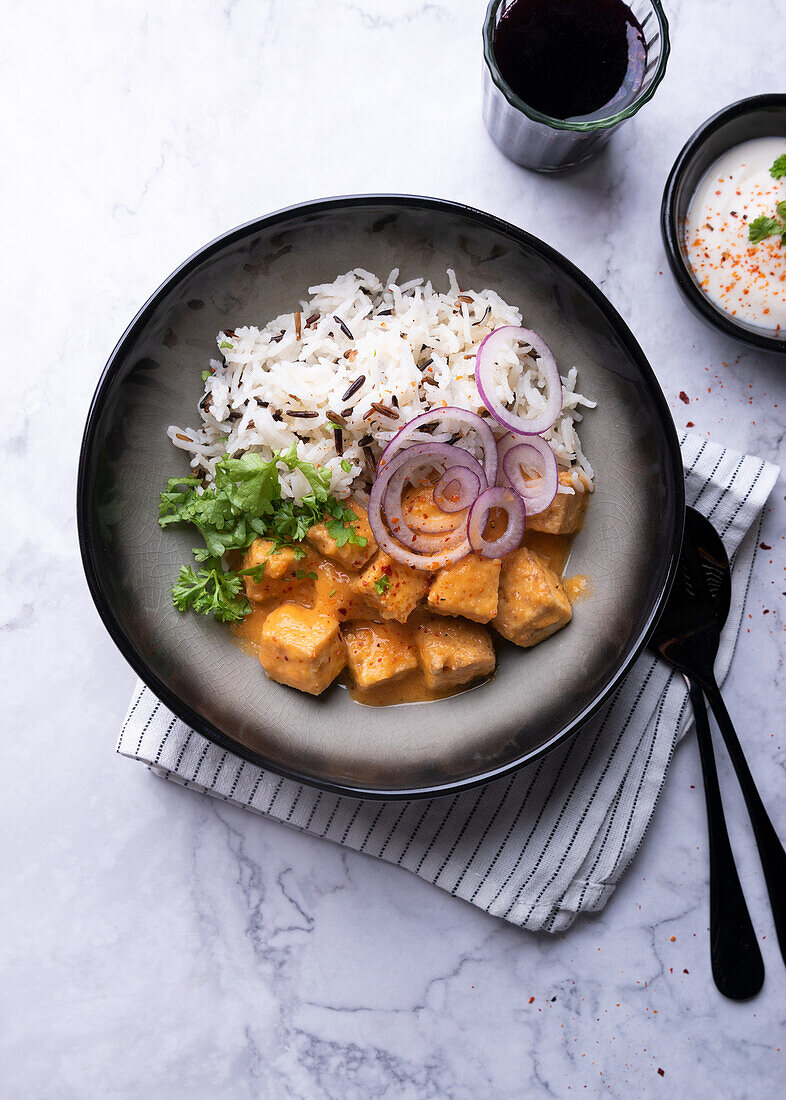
[233,528,589,706]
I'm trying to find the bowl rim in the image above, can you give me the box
[77,193,685,800]
[482,0,671,133]
[660,93,786,354]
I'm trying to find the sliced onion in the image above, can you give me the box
[501,436,558,516]
[468,487,526,559]
[382,443,485,551]
[369,444,475,569]
[433,467,481,513]
[380,406,498,487]
[475,326,563,436]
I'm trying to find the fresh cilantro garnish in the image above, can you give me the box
[748,158,786,245]
[340,459,352,473]
[374,575,392,595]
[296,569,318,581]
[321,497,368,549]
[172,562,249,622]
[219,340,234,350]
[749,215,785,245]
[160,444,364,619]
[201,370,213,381]
[238,563,266,581]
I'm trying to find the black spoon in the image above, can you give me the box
[685,509,786,966]
[651,508,764,999]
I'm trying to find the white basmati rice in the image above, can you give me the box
[168,269,596,501]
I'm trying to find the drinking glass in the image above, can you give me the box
[482,0,670,172]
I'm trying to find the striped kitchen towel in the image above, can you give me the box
[118,434,780,932]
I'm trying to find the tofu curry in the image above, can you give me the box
[161,305,597,708]
[234,474,590,705]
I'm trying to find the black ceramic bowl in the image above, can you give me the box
[78,195,684,799]
[661,94,786,354]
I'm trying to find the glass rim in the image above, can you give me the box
[482,0,671,133]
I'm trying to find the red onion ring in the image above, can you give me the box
[369,445,475,569]
[475,327,563,436]
[501,436,558,517]
[380,406,498,487]
[467,487,526,559]
[433,467,482,513]
[381,443,485,551]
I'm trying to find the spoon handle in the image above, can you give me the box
[705,681,786,968]
[687,678,764,999]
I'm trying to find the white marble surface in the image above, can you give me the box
[3,0,785,1095]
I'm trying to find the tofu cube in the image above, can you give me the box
[427,554,501,623]
[495,546,572,648]
[307,502,377,571]
[258,606,345,695]
[241,539,307,603]
[342,621,418,690]
[401,485,465,536]
[414,615,496,691]
[527,470,589,535]
[354,552,430,623]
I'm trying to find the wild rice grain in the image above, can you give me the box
[362,444,377,475]
[333,316,354,340]
[370,401,399,420]
[342,375,365,401]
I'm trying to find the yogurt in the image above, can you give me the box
[685,137,786,333]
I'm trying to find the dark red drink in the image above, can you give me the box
[493,0,647,121]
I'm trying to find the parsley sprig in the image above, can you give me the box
[160,443,366,621]
[748,155,786,246]
[172,563,249,622]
